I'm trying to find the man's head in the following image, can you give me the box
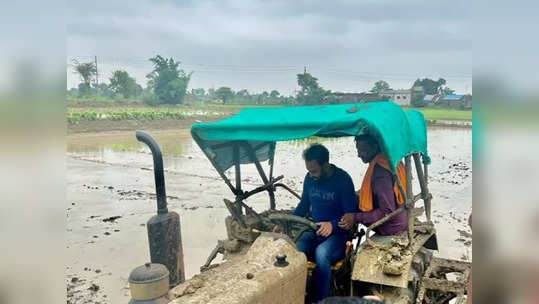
[302,143,330,180]
[354,134,380,163]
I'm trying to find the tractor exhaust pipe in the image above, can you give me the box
[136,130,168,214]
[136,130,185,286]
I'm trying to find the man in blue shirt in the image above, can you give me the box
[275,143,357,302]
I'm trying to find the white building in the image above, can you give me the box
[380,89,412,106]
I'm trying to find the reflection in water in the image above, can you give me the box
[67,127,472,176]
[67,129,194,160]
[67,127,472,203]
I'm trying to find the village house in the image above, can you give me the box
[323,92,382,104]
[439,94,472,109]
[379,89,412,106]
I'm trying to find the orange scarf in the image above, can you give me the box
[359,154,406,212]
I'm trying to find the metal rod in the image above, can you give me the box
[240,175,284,200]
[268,142,276,209]
[233,143,243,215]
[414,153,432,221]
[274,183,301,200]
[136,130,168,214]
[241,141,276,209]
[405,156,413,200]
[424,161,431,220]
[404,156,415,246]
[424,162,429,184]
[268,142,276,182]
[268,188,276,210]
[365,206,406,245]
[241,141,269,184]
[234,143,241,192]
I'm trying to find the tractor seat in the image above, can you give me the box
[306,260,344,271]
[305,241,351,272]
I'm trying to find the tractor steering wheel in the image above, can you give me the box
[268,213,318,242]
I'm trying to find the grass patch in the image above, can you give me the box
[67,104,472,125]
[411,107,472,121]
[67,109,186,124]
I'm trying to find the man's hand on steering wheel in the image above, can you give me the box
[316,221,332,237]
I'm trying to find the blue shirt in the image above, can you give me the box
[293,165,358,235]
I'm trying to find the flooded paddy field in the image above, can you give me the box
[66,126,472,303]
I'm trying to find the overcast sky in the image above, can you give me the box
[67,0,472,95]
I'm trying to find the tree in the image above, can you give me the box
[296,72,330,105]
[72,60,97,87]
[146,55,192,105]
[191,88,205,96]
[72,60,97,96]
[270,90,280,98]
[95,83,114,98]
[412,94,428,107]
[215,87,234,104]
[109,70,139,98]
[411,86,427,107]
[370,80,391,94]
[236,89,250,98]
[413,78,446,95]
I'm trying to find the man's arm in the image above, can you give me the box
[355,167,396,226]
[337,172,358,230]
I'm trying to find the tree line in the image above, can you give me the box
[69,55,458,107]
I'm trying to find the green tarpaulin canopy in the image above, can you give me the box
[191,101,429,174]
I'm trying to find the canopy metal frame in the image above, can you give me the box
[194,130,435,249]
[197,138,287,226]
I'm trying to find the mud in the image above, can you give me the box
[168,235,307,304]
[67,116,228,134]
[66,126,471,303]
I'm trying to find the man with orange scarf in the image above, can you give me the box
[339,134,408,235]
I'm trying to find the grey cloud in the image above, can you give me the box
[67,0,471,93]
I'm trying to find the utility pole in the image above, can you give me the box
[304,66,307,74]
[94,55,99,87]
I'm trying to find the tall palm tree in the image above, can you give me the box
[71,59,97,86]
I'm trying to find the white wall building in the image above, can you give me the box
[380,89,412,106]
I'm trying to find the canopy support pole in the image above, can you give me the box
[414,153,432,222]
[405,155,415,247]
[241,141,276,209]
[268,142,276,210]
[234,143,241,192]
[233,143,243,215]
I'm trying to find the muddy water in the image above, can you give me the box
[66,127,471,303]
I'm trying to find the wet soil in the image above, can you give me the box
[66,126,471,303]
[67,115,227,134]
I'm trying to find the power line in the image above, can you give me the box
[67,56,472,83]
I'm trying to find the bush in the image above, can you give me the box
[142,91,159,106]
[411,94,427,107]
